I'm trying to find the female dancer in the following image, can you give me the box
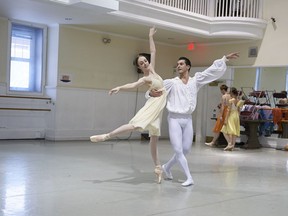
[90,27,167,183]
[221,87,244,151]
[205,84,231,146]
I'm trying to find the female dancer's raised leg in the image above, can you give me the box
[90,124,136,142]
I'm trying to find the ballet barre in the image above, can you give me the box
[0,95,51,100]
[0,95,52,112]
[0,107,51,111]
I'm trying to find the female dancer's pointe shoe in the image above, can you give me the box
[224,144,234,151]
[90,134,110,143]
[154,165,163,184]
[162,164,173,180]
[205,142,215,147]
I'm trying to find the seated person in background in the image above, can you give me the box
[258,105,274,137]
[278,90,288,104]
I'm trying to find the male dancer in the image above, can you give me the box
[149,52,239,186]
[205,84,231,147]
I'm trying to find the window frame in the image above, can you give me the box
[6,20,47,96]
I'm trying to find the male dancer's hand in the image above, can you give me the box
[226,52,240,60]
[149,89,163,97]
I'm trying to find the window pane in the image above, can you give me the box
[11,37,30,59]
[261,67,286,92]
[233,68,257,90]
[10,60,30,89]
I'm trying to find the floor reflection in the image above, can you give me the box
[2,156,27,216]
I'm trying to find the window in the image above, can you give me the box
[8,21,47,94]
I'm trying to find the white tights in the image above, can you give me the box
[164,113,193,181]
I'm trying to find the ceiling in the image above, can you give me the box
[0,0,256,46]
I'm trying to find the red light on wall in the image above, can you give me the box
[187,43,195,51]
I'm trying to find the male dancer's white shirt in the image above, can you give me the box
[163,56,228,114]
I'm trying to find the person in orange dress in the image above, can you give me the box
[205,84,231,146]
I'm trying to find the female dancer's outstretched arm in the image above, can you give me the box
[109,77,149,95]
